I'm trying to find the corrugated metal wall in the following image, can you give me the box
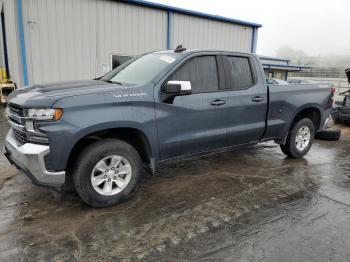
[22,0,167,84]
[18,0,254,85]
[171,13,253,52]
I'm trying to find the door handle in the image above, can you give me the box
[252,96,264,102]
[210,99,226,106]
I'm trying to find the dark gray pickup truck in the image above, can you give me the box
[4,48,334,207]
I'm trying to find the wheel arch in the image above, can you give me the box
[278,105,322,145]
[292,105,322,131]
[66,124,157,175]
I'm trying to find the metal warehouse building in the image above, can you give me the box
[0,0,261,86]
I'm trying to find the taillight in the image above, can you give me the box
[331,87,336,106]
[331,87,336,95]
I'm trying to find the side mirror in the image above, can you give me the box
[162,81,192,96]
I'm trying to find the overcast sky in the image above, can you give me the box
[153,0,350,57]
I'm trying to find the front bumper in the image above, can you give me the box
[4,129,65,187]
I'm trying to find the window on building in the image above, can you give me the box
[169,56,219,93]
[223,56,254,90]
[111,55,133,70]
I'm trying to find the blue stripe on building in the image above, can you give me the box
[17,0,28,86]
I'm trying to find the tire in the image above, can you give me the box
[280,118,315,159]
[315,127,341,141]
[73,139,142,207]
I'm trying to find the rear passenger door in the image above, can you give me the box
[155,55,229,160]
[221,55,268,145]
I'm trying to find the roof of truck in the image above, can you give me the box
[154,49,254,56]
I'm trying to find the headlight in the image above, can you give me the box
[26,108,63,121]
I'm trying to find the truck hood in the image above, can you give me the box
[8,80,119,108]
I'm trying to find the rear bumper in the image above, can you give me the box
[4,129,65,187]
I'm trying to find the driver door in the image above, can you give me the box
[155,55,229,160]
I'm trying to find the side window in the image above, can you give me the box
[169,56,219,93]
[223,56,254,90]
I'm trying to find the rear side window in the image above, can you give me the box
[223,56,254,90]
[169,56,219,93]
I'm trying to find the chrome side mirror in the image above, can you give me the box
[161,80,192,103]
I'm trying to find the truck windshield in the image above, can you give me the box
[100,53,181,86]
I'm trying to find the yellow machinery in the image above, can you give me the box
[0,67,16,104]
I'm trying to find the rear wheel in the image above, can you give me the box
[280,118,315,158]
[73,139,142,207]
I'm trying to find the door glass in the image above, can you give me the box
[223,56,254,90]
[169,56,219,93]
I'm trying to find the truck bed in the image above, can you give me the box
[264,83,333,140]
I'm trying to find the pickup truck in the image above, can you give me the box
[4,47,334,207]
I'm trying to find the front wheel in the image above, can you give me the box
[73,139,142,207]
[280,118,315,158]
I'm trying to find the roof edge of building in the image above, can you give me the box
[261,63,311,70]
[259,55,290,62]
[120,0,262,28]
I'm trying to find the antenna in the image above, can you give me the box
[174,45,186,53]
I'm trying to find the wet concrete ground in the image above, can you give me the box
[0,105,350,261]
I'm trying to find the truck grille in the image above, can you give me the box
[7,104,48,145]
[12,128,28,145]
[7,103,24,125]
[7,104,28,145]
[8,103,24,117]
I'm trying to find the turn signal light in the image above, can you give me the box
[54,109,63,121]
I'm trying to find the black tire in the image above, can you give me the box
[280,118,315,159]
[315,127,341,141]
[73,139,142,207]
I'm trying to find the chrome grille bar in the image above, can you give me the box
[6,105,48,145]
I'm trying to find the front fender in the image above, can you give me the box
[39,90,157,171]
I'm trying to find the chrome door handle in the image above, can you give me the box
[252,96,264,102]
[210,99,226,106]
